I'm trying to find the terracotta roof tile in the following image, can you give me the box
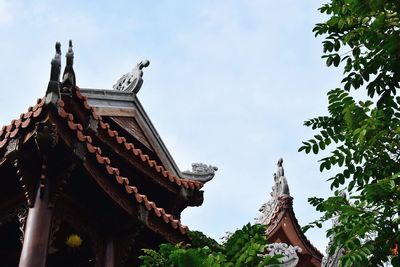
[0,139,7,149]
[162,213,172,223]
[116,176,130,185]
[57,100,188,234]
[124,142,134,150]
[154,207,162,217]
[140,154,149,162]
[170,219,178,229]
[10,128,19,138]
[134,193,143,203]
[155,165,164,173]
[125,185,138,194]
[0,98,44,150]
[148,160,156,167]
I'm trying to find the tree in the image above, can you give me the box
[139,223,282,267]
[299,0,400,266]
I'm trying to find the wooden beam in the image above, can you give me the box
[93,107,135,117]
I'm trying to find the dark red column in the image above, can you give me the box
[19,187,53,267]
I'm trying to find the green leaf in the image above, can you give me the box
[312,143,319,154]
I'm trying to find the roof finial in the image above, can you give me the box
[61,40,76,90]
[50,42,61,82]
[113,59,150,94]
[46,42,62,105]
[272,157,289,196]
[276,157,284,177]
[66,40,74,66]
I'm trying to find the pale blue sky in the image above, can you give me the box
[0,0,344,252]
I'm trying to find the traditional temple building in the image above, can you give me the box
[256,158,324,267]
[0,41,217,266]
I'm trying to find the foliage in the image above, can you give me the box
[139,223,282,267]
[299,0,400,266]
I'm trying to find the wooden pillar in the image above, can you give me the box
[104,239,115,267]
[19,186,53,267]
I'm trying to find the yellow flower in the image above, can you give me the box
[66,234,83,248]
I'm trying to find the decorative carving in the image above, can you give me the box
[50,42,61,82]
[265,242,302,267]
[13,158,33,207]
[273,158,289,196]
[176,187,204,210]
[17,206,28,244]
[46,42,62,105]
[276,158,284,177]
[34,122,58,152]
[5,138,19,158]
[181,163,218,183]
[256,158,291,226]
[61,40,76,90]
[34,122,58,199]
[113,59,150,94]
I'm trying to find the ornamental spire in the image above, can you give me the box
[273,158,290,197]
[256,158,291,224]
[61,40,76,90]
[46,42,62,105]
[50,42,61,82]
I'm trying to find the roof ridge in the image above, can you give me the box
[57,99,188,235]
[288,206,324,258]
[73,86,202,190]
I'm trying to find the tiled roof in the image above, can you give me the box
[74,87,203,190]
[0,88,196,236]
[57,99,188,234]
[0,98,45,149]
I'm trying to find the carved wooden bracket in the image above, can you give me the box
[34,122,58,200]
[17,206,28,244]
[171,187,204,218]
[5,138,19,159]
